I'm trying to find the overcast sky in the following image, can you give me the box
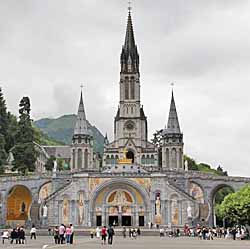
[1,0,250,176]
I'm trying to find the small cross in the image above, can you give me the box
[171,82,174,87]
[128,0,132,12]
[80,84,84,90]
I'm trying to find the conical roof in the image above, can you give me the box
[124,11,136,52]
[74,90,91,136]
[165,91,181,134]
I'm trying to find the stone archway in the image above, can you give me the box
[210,184,234,227]
[89,179,150,227]
[6,185,32,226]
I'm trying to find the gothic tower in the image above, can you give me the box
[114,10,149,161]
[103,9,157,167]
[162,91,184,170]
[71,90,94,171]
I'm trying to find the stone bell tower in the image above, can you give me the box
[71,90,94,171]
[162,91,184,170]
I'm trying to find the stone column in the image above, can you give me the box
[151,200,155,224]
[176,149,180,170]
[1,190,6,227]
[168,200,172,226]
[178,200,182,225]
[101,205,105,226]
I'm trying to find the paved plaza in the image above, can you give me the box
[2,236,250,249]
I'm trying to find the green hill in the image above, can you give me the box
[34,114,105,154]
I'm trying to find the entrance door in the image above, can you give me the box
[96,216,102,226]
[122,216,132,226]
[139,216,144,226]
[126,151,134,163]
[109,216,118,226]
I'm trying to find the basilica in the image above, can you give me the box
[0,9,249,229]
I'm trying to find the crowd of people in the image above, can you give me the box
[2,223,250,245]
[52,224,74,244]
[1,224,37,244]
[183,225,250,240]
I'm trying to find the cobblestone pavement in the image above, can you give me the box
[2,236,250,249]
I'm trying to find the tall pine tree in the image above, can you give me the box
[12,97,37,174]
[0,88,8,172]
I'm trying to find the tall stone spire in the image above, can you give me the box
[166,90,181,134]
[74,90,90,136]
[120,9,139,73]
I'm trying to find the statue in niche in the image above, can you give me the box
[187,205,192,218]
[43,203,48,218]
[63,198,69,225]
[78,192,84,224]
[155,196,161,216]
[21,202,26,214]
[53,160,57,172]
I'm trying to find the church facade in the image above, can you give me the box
[0,10,249,229]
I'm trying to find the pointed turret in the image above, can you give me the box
[104,133,109,146]
[71,89,94,172]
[161,90,184,170]
[165,90,181,134]
[120,10,139,73]
[73,90,91,136]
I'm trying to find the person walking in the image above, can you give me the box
[101,226,107,245]
[30,225,37,240]
[70,224,74,244]
[107,226,115,245]
[122,227,126,238]
[59,224,65,244]
[96,227,101,239]
[65,226,72,244]
[1,230,9,244]
[53,226,60,244]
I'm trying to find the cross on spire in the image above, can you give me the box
[128,0,132,12]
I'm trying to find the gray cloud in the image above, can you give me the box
[0,0,250,176]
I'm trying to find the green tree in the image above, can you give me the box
[217,185,250,225]
[45,156,56,171]
[12,97,37,174]
[0,134,7,174]
[184,155,198,171]
[0,88,8,137]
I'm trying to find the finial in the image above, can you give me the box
[128,0,132,12]
[80,84,84,90]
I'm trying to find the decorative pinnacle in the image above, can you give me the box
[128,0,132,12]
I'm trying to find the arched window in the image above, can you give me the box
[77,148,82,169]
[84,149,88,169]
[146,155,150,165]
[151,155,154,165]
[141,155,145,164]
[72,149,76,169]
[111,155,115,165]
[115,155,119,164]
[166,148,169,168]
[106,155,110,165]
[179,148,182,169]
[130,79,135,99]
[125,78,129,99]
[171,148,177,169]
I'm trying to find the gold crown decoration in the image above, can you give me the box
[118,148,132,164]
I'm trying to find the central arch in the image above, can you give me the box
[89,178,150,227]
[6,185,32,226]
